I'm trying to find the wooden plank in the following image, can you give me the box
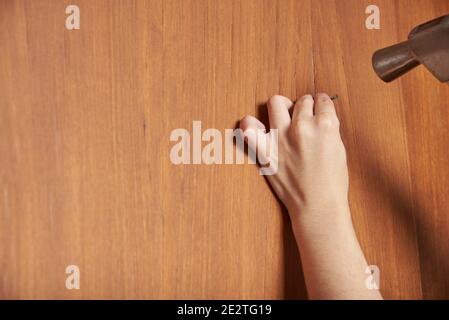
[1,0,449,299]
[396,0,449,299]
[0,0,313,299]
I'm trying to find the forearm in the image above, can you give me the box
[240,94,381,299]
[290,204,383,300]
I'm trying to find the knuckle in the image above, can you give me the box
[291,121,314,139]
[316,114,339,130]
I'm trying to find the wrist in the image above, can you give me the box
[288,201,352,235]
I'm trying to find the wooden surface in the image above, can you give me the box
[1,0,449,299]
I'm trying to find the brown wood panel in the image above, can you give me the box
[396,0,449,299]
[0,0,449,299]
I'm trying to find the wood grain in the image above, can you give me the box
[0,0,448,299]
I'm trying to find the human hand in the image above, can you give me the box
[240,94,349,225]
[241,94,383,300]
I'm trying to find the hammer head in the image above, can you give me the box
[372,14,449,83]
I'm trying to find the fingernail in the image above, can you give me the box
[298,94,313,102]
[316,92,330,100]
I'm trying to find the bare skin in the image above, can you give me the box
[240,93,383,300]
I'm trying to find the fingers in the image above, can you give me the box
[267,95,293,132]
[240,115,266,132]
[314,93,337,117]
[239,115,268,157]
[242,93,338,146]
[292,94,314,123]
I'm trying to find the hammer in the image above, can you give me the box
[372,14,449,84]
